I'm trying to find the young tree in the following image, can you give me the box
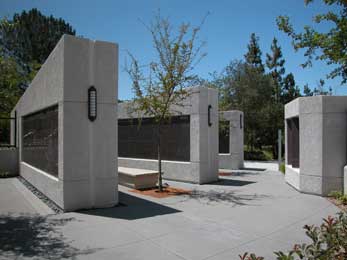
[277,0,347,84]
[244,33,264,73]
[126,14,206,191]
[266,37,285,102]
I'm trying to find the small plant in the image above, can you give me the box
[328,190,347,205]
[0,171,13,178]
[279,163,285,174]
[239,253,264,260]
[340,195,347,205]
[329,190,343,199]
[240,212,347,259]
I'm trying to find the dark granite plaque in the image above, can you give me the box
[219,120,230,153]
[118,116,190,161]
[286,117,300,168]
[22,105,58,177]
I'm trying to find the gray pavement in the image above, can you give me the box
[0,171,341,260]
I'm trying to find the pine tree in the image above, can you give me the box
[303,84,313,96]
[282,73,301,104]
[266,38,285,102]
[244,33,264,72]
[0,8,76,75]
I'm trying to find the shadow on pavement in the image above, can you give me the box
[79,191,181,220]
[0,214,97,259]
[240,167,266,171]
[211,178,256,186]
[184,189,270,206]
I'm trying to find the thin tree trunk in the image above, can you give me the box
[157,124,163,192]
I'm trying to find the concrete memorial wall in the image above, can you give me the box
[218,111,244,170]
[285,96,347,195]
[11,35,119,211]
[118,87,219,184]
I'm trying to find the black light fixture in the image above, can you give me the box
[240,114,243,129]
[208,105,212,126]
[88,86,97,121]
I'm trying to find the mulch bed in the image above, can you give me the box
[327,197,347,212]
[130,186,192,198]
[219,172,233,176]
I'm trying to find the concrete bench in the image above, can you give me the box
[118,167,159,189]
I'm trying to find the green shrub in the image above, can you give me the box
[328,190,343,199]
[279,163,285,174]
[240,212,347,260]
[244,151,268,161]
[340,196,347,205]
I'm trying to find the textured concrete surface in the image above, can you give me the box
[11,35,118,211]
[118,167,158,189]
[285,96,347,195]
[0,170,340,260]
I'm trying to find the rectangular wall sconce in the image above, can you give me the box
[208,105,212,126]
[88,86,97,121]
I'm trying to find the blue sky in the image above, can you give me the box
[1,0,345,99]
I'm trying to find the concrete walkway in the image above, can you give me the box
[0,178,53,215]
[0,171,341,260]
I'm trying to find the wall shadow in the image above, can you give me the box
[0,214,97,259]
[240,167,266,171]
[79,191,181,220]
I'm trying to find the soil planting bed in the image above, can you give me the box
[130,186,192,198]
[219,172,233,176]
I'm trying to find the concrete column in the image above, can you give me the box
[11,35,119,211]
[219,110,244,170]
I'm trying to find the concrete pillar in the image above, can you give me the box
[11,35,118,211]
[219,111,244,170]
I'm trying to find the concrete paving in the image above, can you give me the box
[0,171,341,260]
[0,178,53,215]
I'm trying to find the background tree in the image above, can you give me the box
[313,79,333,95]
[0,56,24,117]
[266,37,285,102]
[126,14,206,191]
[282,73,301,104]
[303,84,314,96]
[0,8,77,117]
[215,59,274,153]
[244,33,264,73]
[277,0,347,84]
[0,8,76,76]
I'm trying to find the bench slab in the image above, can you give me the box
[118,167,159,189]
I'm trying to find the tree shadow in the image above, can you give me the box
[0,214,98,259]
[182,189,270,206]
[79,191,181,220]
